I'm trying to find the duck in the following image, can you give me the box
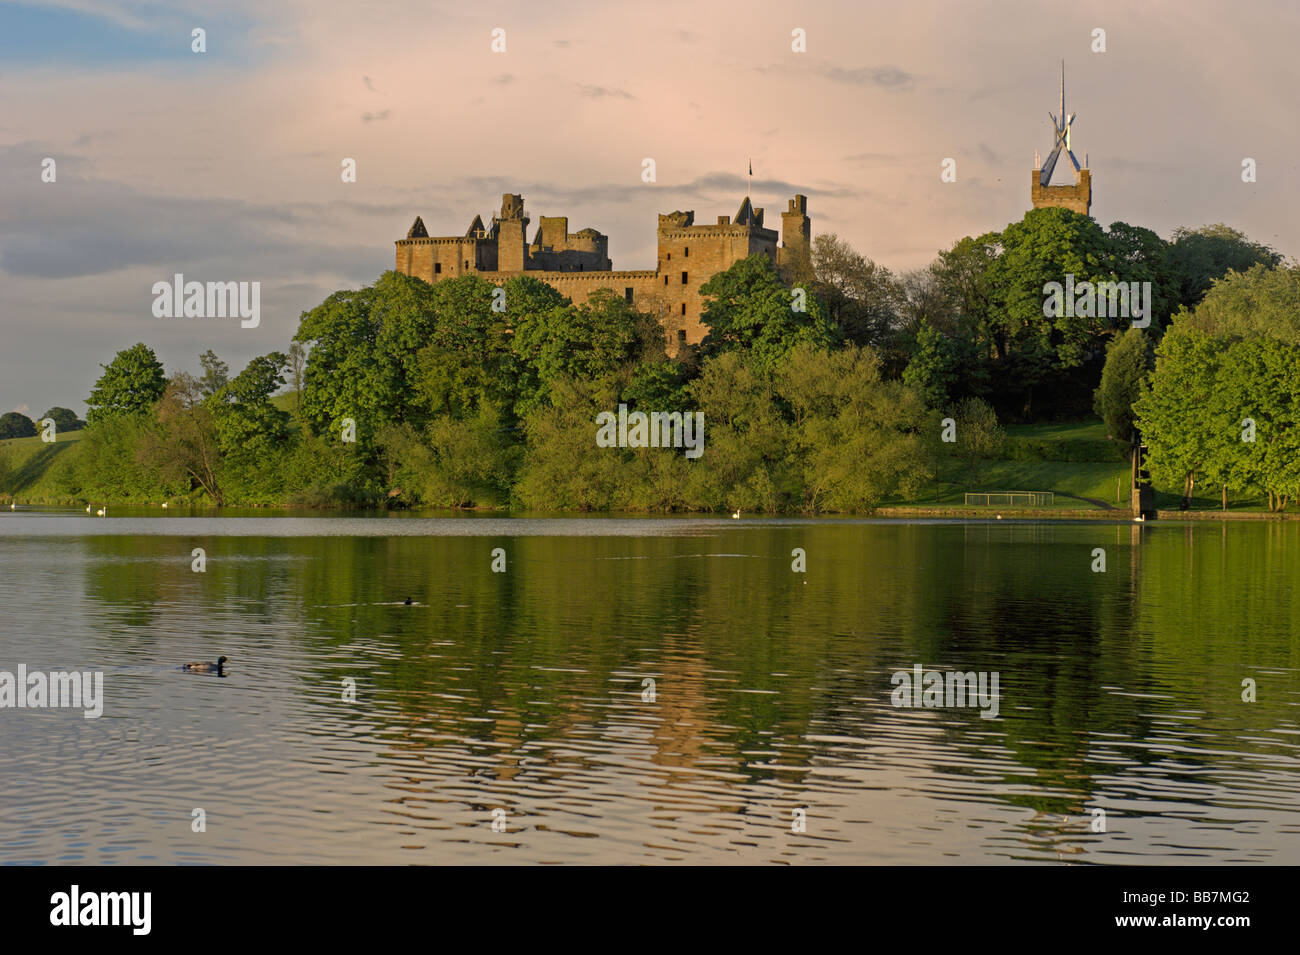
[182,656,228,675]
[403,596,413,606]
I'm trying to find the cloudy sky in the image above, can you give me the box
[2,0,1297,417]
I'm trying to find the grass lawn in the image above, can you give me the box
[1004,420,1111,441]
[887,457,1131,510]
[0,430,86,502]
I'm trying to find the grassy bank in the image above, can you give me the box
[0,430,85,503]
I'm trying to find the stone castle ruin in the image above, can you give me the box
[396,192,812,352]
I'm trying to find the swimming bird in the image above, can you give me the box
[731,510,740,519]
[161,502,168,509]
[182,656,228,675]
[404,596,413,606]
[86,504,92,513]
[96,506,106,516]
[8,502,13,510]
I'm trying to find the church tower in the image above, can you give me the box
[1030,62,1092,216]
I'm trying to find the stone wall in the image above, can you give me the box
[1031,168,1092,215]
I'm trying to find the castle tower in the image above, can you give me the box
[494,194,529,273]
[1031,62,1092,216]
[778,195,811,273]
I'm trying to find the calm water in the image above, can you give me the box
[1,509,1297,864]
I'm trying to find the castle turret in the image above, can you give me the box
[778,195,811,273]
[495,194,529,272]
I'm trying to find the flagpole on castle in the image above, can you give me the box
[747,158,752,200]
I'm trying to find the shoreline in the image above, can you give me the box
[5,499,1298,522]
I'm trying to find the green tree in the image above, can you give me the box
[698,254,836,369]
[952,397,1004,490]
[198,349,229,397]
[0,412,37,439]
[684,351,793,512]
[1180,263,1300,343]
[86,343,167,424]
[1093,327,1154,442]
[1169,224,1281,307]
[512,287,648,412]
[807,233,900,347]
[777,343,933,511]
[902,320,959,409]
[514,376,636,511]
[984,208,1119,416]
[1134,326,1221,505]
[40,407,85,433]
[295,270,440,445]
[140,374,224,504]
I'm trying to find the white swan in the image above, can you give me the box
[161,502,168,509]
[96,506,106,517]
[731,510,740,519]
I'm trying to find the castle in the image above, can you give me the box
[395,192,812,352]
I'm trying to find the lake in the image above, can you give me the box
[1,510,1297,864]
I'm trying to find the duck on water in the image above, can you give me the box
[182,656,228,675]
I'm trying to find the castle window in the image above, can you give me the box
[664,275,669,286]
[681,303,686,316]
[666,252,671,261]
[624,288,633,303]
[677,329,686,345]
[681,271,688,284]
[465,260,469,269]
[434,263,441,274]
[684,246,689,257]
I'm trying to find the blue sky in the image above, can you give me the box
[0,2,259,65]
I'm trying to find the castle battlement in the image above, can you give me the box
[395,191,812,353]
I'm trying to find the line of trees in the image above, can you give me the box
[17,207,1286,512]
